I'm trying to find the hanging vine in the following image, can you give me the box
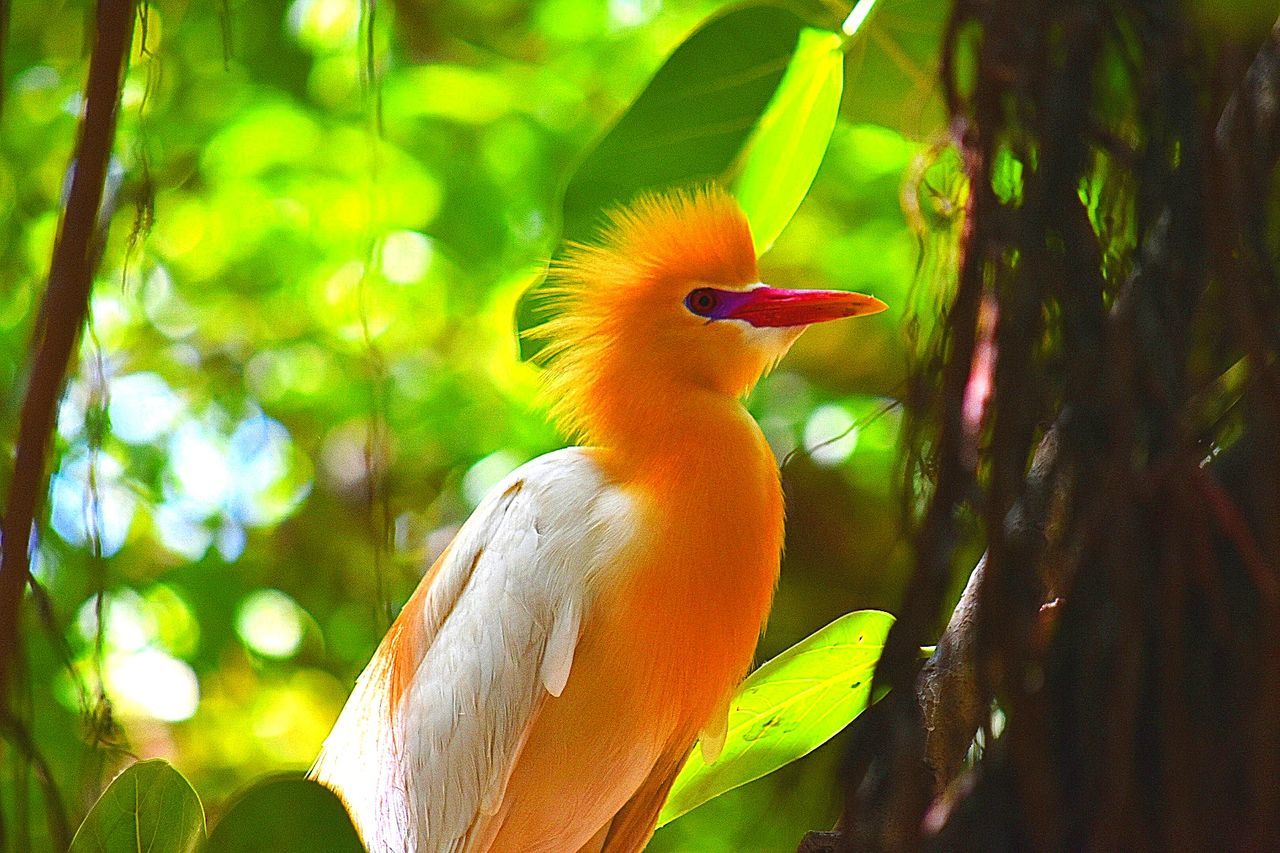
[826,5,1280,850]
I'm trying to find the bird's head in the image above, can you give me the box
[529,186,887,444]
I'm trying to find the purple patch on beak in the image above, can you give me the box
[684,287,759,320]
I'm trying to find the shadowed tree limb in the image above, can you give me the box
[909,10,1280,816]
[1218,19,1280,184]
[918,418,1062,791]
[800,10,1280,852]
[924,7,1280,819]
[0,0,137,710]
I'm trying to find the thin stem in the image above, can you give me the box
[842,0,878,39]
[0,0,138,706]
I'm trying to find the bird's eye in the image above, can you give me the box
[685,288,720,318]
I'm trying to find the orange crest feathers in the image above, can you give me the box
[527,186,759,444]
[581,185,758,287]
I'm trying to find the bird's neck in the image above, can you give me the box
[583,362,785,584]
[586,371,772,484]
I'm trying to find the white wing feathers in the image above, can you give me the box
[540,599,581,698]
[311,448,635,853]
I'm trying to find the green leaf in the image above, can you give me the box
[203,777,363,853]
[732,28,844,253]
[657,609,894,828]
[560,4,808,247]
[69,759,205,853]
[840,0,948,138]
[515,4,811,359]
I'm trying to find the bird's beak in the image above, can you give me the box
[723,286,888,328]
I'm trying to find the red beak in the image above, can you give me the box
[723,287,889,328]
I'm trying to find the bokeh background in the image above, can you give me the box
[0,0,952,848]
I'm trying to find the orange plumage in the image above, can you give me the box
[311,186,886,852]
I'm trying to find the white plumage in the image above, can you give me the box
[311,448,637,852]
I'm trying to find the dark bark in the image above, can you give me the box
[807,7,1280,851]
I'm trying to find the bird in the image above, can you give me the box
[310,185,888,853]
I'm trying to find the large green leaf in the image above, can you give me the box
[733,27,844,253]
[202,777,363,853]
[840,0,948,138]
[657,609,894,828]
[515,4,817,359]
[69,759,205,853]
[559,4,808,247]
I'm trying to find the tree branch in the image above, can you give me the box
[900,34,1280,794]
[0,0,137,705]
[1217,18,1280,172]
[798,15,1280,850]
[917,426,1061,790]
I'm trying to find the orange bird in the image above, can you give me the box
[311,187,887,852]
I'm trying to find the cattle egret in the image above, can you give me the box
[311,187,887,852]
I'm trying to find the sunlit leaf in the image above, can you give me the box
[69,759,205,853]
[202,776,362,853]
[516,4,811,358]
[657,609,894,827]
[732,28,844,253]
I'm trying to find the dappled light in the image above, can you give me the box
[0,0,949,849]
[9,0,1276,848]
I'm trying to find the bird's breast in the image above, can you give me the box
[593,439,785,716]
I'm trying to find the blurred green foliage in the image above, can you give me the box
[1,0,947,849]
